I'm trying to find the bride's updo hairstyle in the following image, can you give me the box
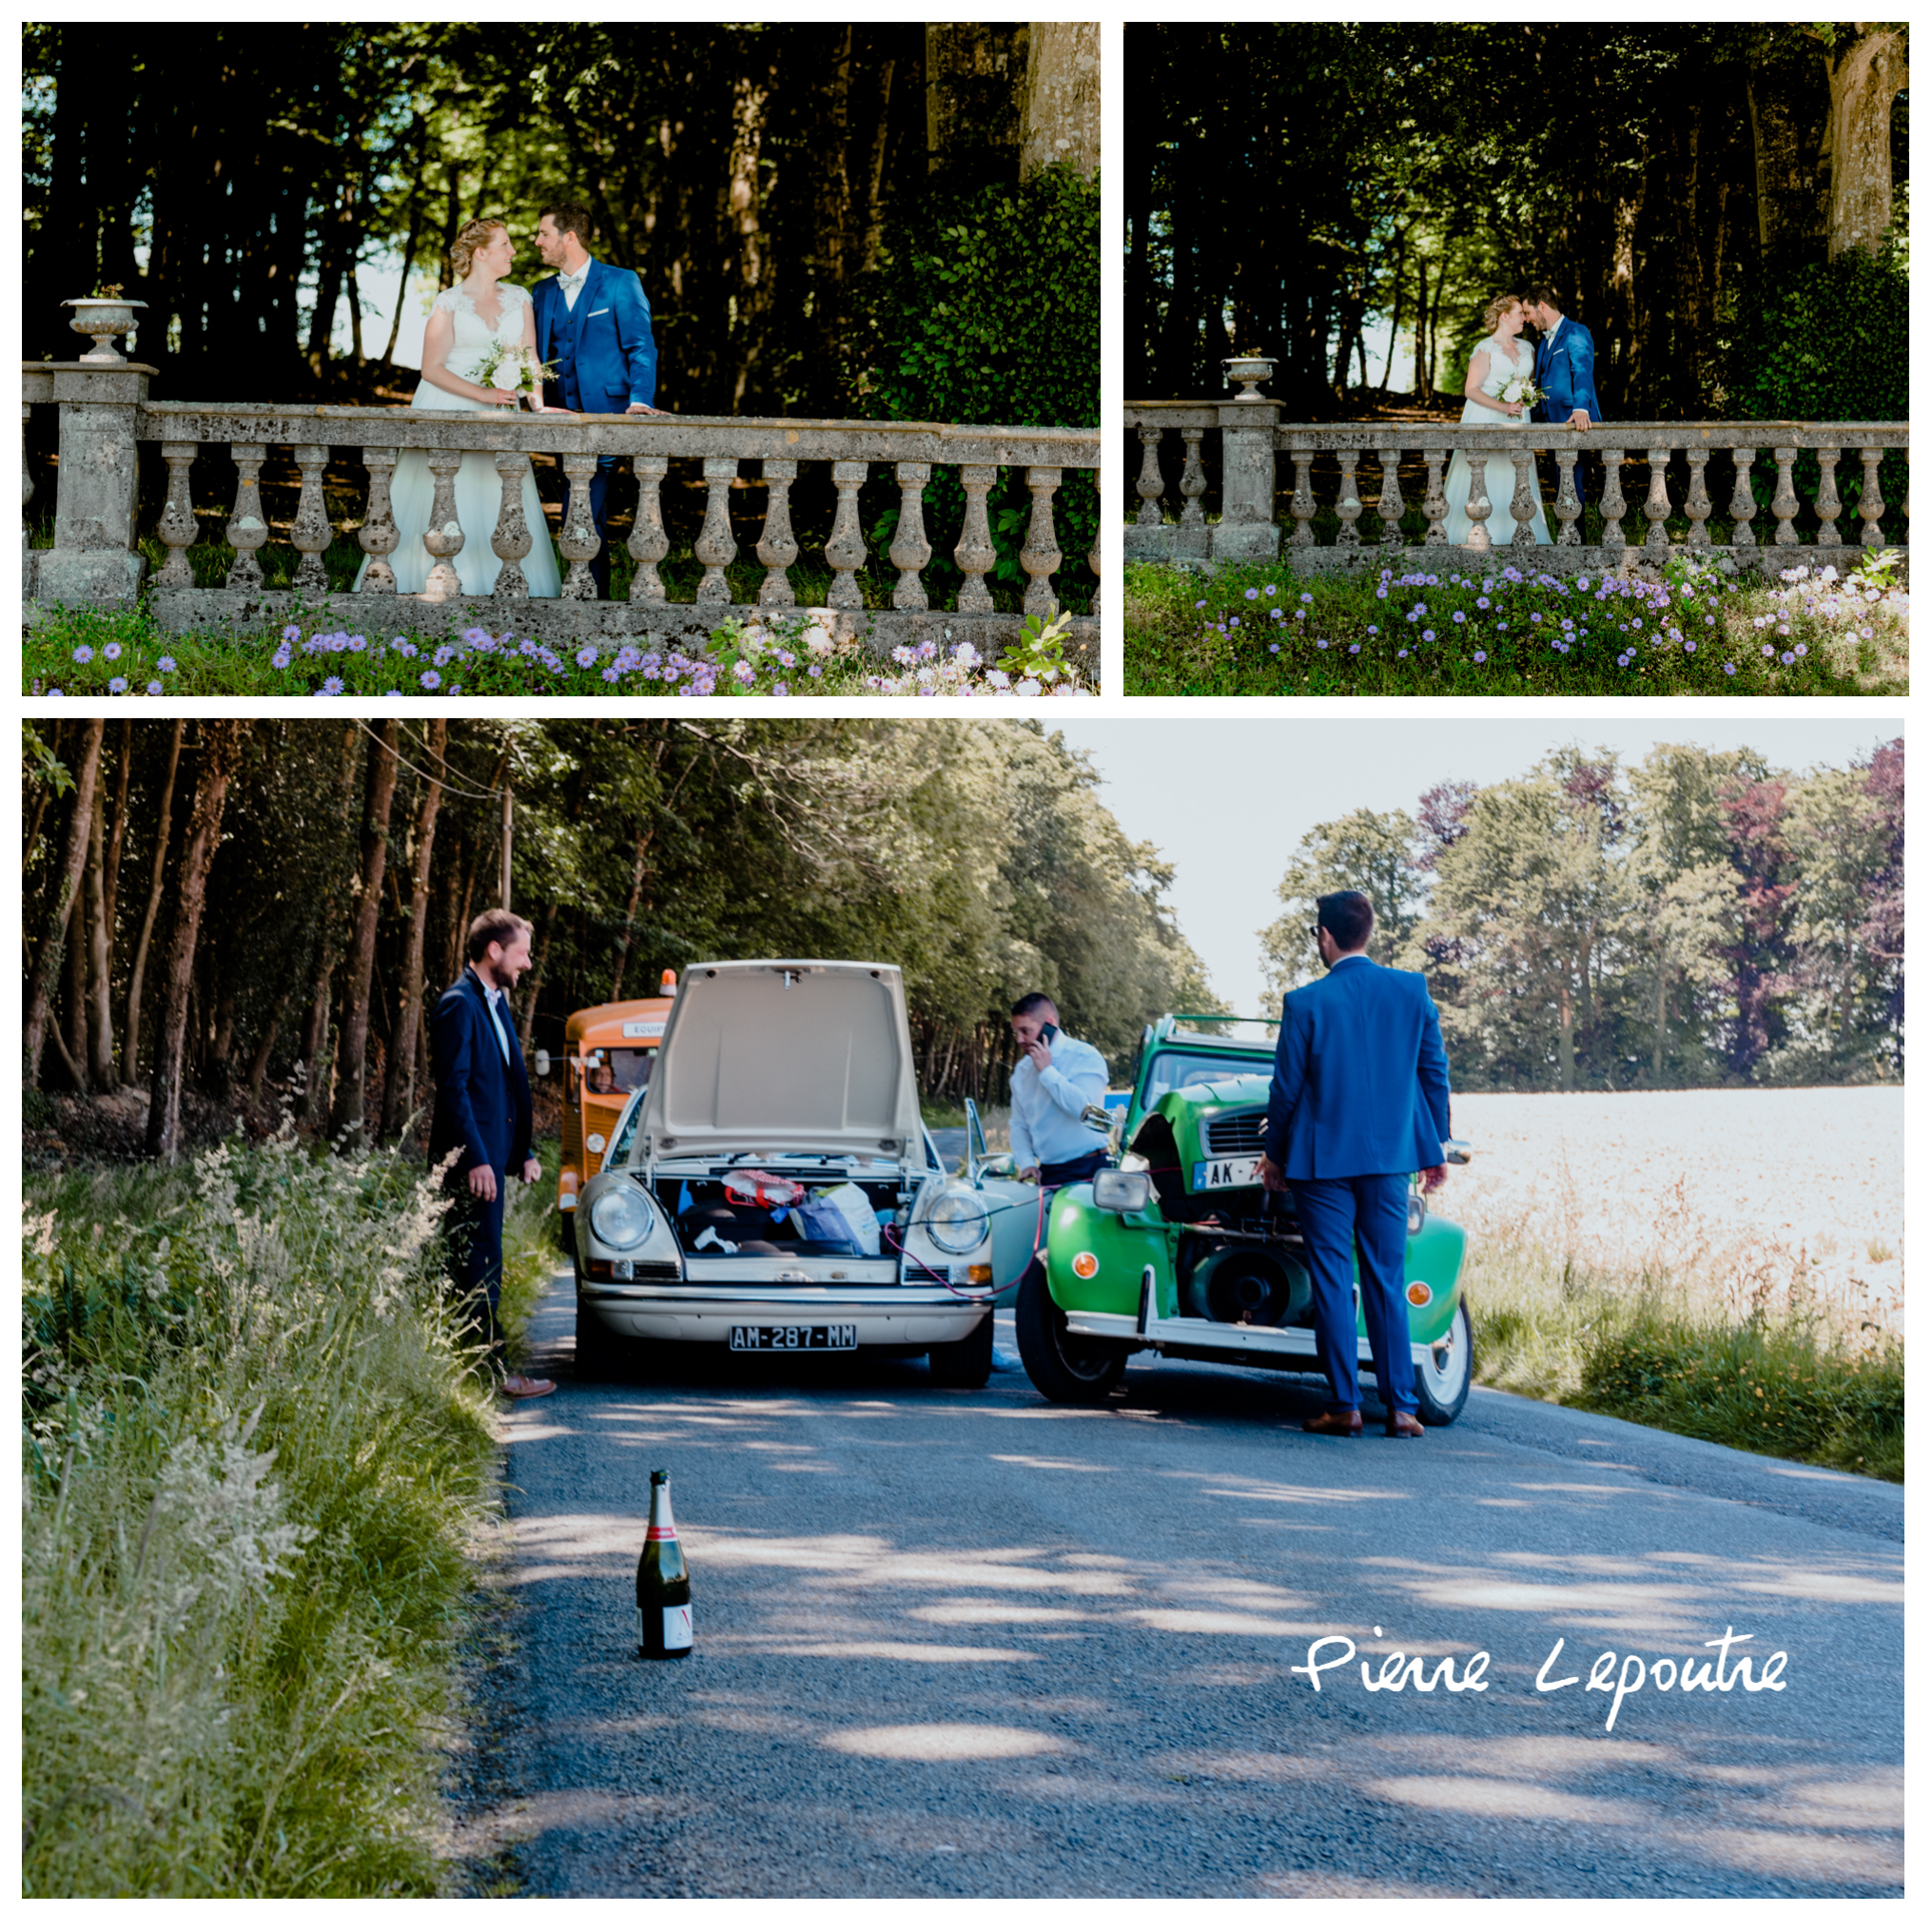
[449,218,508,281]
[1481,293,1525,335]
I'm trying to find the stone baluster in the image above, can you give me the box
[1552,452,1582,547]
[224,443,271,590]
[1810,447,1842,548]
[1020,466,1062,614]
[20,400,31,585]
[290,443,332,591]
[358,447,400,593]
[1769,445,1801,549]
[754,457,797,606]
[1642,446,1672,560]
[824,459,868,610]
[694,456,738,605]
[1420,449,1448,545]
[154,442,200,585]
[1508,451,1538,548]
[890,461,932,610]
[420,451,468,598]
[1334,451,1361,550]
[1727,446,1758,551]
[490,451,533,599]
[1856,445,1888,550]
[1684,451,1713,549]
[1597,448,1629,560]
[1135,425,1166,526]
[628,457,670,603]
[1284,436,1317,549]
[556,453,600,600]
[954,464,996,612]
[1376,446,1404,547]
[1176,429,1208,558]
[1462,453,1493,552]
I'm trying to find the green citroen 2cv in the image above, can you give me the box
[980,1014,1474,1421]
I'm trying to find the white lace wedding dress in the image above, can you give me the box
[1440,334,1551,548]
[354,282,562,596]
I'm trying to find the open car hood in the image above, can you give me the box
[634,960,925,1162]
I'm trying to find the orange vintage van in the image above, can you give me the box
[556,968,679,1252]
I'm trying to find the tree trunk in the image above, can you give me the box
[611,829,657,1002]
[62,869,89,1092]
[518,900,560,1057]
[123,720,184,1087]
[145,721,246,1162]
[1823,28,1908,260]
[302,723,363,1127]
[381,716,446,1141]
[1747,36,1829,263]
[23,717,103,1087]
[329,720,400,1143]
[84,779,116,1090]
[1019,21,1100,181]
[245,986,293,1101]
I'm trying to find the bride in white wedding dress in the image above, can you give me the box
[1440,293,1551,548]
[355,217,564,595]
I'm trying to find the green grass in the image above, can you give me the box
[21,1129,554,1895]
[1124,552,1909,696]
[1465,1235,1903,1482]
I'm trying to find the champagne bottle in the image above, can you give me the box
[636,1468,693,1658]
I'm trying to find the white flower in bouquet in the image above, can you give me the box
[1496,369,1544,416]
[472,342,556,400]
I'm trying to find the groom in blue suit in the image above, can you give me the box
[532,200,662,597]
[1525,285,1602,514]
[1257,891,1453,1439]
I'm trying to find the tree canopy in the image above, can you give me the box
[1127,22,1908,419]
[1259,739,1903,1091]
[22,720,1215,1158]
[23,22,1099,422]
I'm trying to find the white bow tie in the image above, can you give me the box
[562,270,585,291]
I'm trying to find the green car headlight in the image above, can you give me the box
[926,1187,990,1255]
[588,1185,654,1251]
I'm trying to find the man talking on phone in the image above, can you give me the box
[1007,992,1112,1189]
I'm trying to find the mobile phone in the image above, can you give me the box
[1039,1022,1059,1044]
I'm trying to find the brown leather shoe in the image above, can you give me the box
[1303,1409,1363,1436]
[1385,1411,1425,1438]
[502,1373,556,1400]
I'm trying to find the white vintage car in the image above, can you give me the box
[572,960,1004,1387]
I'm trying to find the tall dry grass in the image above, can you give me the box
[21,1127,556,1896]
[1457,1161,1903,1482]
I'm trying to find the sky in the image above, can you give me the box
[1052,719,1903,1014]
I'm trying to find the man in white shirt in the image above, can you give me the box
[1008,993,1112,1187]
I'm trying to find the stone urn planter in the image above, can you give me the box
[1221,355,1276,402]
[64,296,147,363]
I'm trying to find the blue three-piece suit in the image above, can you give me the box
[1533,314,1604,506]
[1263,954,1453,1415]
[532,258,659,596]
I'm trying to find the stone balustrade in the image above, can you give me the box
[22,359,1101,666]
[1124,400,1908,574]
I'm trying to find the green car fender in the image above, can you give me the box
[1046,1185,1468,1343]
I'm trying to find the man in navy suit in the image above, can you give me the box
[1524,285,1603,517]
[531,200,663,598]
[1256,891,1452,1439]
[430,908,552,1398]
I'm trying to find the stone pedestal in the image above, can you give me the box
[33,361,154,607]
[1210,401,1281,562]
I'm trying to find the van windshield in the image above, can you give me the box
[585,1045,657,1095]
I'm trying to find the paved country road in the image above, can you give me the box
[452,1265,1903,1899]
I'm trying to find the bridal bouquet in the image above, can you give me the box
[1496,369,1544,416]
[472,342,556,402]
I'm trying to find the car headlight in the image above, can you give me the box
[1092,1168,1152,1214]
[588,1184,654,1251]
[926,1186,990,1255]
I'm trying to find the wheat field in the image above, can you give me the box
[1443,1087,1903,1334]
